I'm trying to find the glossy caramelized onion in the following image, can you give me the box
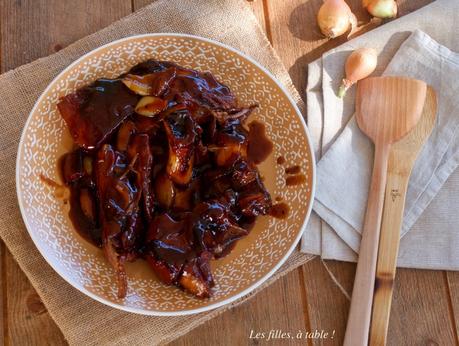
[57,60,273,298]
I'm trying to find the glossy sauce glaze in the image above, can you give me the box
[276,156,286,165]
[269,202,290,219]
[286,174,307,186]
[56,59,280,299]
[247,120,273,164]
[285,165,301,175]
[57,79,138,150]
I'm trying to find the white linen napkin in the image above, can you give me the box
[301,0,459,270]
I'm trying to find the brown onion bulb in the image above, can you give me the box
[364,0,397,19]
[338,47,378,98]
[317,0,357,39]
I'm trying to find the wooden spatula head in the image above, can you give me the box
[356,76,427,145]
[392,86,437,155]
[344,76,427,346]
[370,86,437,345]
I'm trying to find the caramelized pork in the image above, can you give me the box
[164,110,197,185]
[58,79,138,150]
[96,145,142,298]
[58,59,273,299]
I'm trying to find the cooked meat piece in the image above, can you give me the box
[230,159,258,189]
[127,60,176,75]
[145,213,192,285]
[95,144,143,298]
[192,201,247,257]
[212,118,249,167]
[60,150,85,184]
[146,212,215,297]
[237,178,272,217]
[145,257,178,285]
[171,69,236,110]
[57,79,138,150]
[178,251,214,298]
[67,180,102,247]
[163,110,197,185]
[58,59,274,299]
[127,59,237,110]
[127,134,154,222]
[211,105,257,124]
[122,68,176,97]
[117,120,136,152]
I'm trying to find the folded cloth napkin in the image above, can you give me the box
[301,0,459,270]
[0,0,314,344]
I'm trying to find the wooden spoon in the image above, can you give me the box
[369,87,437,345]
[344,76,427,346]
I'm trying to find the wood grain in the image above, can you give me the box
[246,0,268,35]
[172,2,310,344]
[446,272,459,342]
[0,0,131,344]
[0,244,4,344]
[345,77,427,345]
[266,2,362,344]
[0,0,456,345]
[266,0,373,105]
[370,87,437,345]
[387,269,457,345]
[301,259,356,345]
[0,0,131,71]
[3,250,66,345]
[266,2,451,345]
[133,0,157,10]
[172,272,308,346]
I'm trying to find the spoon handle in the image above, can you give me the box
[369,171,408,345]
[344,143,390,346]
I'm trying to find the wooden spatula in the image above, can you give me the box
[344,76,427,346]
[369,87,437,345]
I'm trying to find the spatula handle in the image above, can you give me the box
[344,144,390,346]
[369,172,408,345]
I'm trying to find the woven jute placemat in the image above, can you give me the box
[0,0,313,344]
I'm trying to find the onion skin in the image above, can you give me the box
[317,0,357,39]
[339,48,378,98]
[364,0,397,19]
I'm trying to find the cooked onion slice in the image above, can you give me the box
[135,96,168,117]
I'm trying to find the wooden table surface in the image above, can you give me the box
[1,0,458,345]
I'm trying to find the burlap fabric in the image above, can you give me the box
[0,0,314,344]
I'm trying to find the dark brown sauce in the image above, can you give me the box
[68,186,102,247]
[55,59,274,299]
[247,120,273,164]
[285,165,301,175]
[147,213,191,265]
[269,203,290,219]
[286,174,306,186]
[57,79,139,150]
[276,156,285,165]
[275,196,283,202]
[57,150,103,247]
[40,172,100,244]
[239,217,256,232]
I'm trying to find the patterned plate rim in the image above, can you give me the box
[15,33,316,316]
